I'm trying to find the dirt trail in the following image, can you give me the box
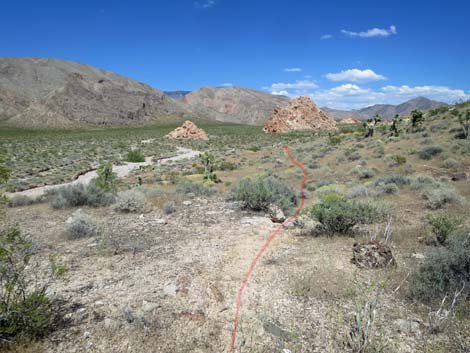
[7,147,200,199]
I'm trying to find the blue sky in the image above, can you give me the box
[1,0,469,109]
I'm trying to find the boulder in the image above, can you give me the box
[351,240,396,268]
[263,96,337,133]
[165,120,208,140]
[267,203,286,223]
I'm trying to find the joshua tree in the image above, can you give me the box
[458,109,470,139]
[390,114,402,137]
[364,114,382,138]
[411,109,424,128]
[199,152,218,183]
[95,161,117,191]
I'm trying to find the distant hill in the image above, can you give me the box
[323,97,448,121]
[0,57,191,128]
[181,86,289,125]
[164,90,191,101]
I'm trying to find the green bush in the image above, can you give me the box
[64,211,99,239]
[126,149,145,162]
[231,175,298,213]
[114,189,148,213]
[419,146,443,160]
[388,154,407,166]
[46,183,115,209]
[176,182,216,197]
[0,228,63,340]
[423,186,464,209]
[375,174,411,187]
[409,231,470,302]
[309,193,391,234]
[376,182,399,194]
[426,214,463,245]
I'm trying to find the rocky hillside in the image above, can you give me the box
[182,86,289,125]
[264,96,337,133]
[323,97,447,120]
[164,90,191,101]
[0,57,191,128]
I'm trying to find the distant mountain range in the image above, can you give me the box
[0,57,451,128]
[323,97,447,120]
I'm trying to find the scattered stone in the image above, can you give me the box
[165,120,209,140]
[183,200,192,206]
[263,96,337,133]
[351,241,396,269]
[163,284,178,297]
[180,310,205,321]
[142,301,159,313]
[208,284,224,303]
[268,203,286,223]
[395,319,421,335]
[412,253,425,260]
[155,218,167,225]
[262,321,291,340]
[104,318,120,330]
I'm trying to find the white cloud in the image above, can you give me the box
[268,80,318,90]
[325,69,386,83]
[320,34,333,40]
[284,67,302,72]
[381,85,469,102]
[341,25,397,38]
[271,90,290,96]
[194,0,216,9]
[220,83,233,87]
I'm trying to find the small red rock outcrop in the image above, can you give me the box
[165,120,208,140]
[263,96,337,133]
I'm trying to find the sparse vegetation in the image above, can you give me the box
[126,149,146,163]
[114,189,148,213]
[410,231,470,302]
[419,145,444,160]
[231,175,298,212]
[309,193,391,234]
[64,211,99,239]
[46,183,115,209]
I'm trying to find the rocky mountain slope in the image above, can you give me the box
[323,97,447,120]
[164,90,191,101]
[182,86,289,125]
[0,57,191,128]
[263,96,337,133]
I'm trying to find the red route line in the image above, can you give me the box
[229,144,308,352]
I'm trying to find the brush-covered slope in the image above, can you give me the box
[0,57,190,128]
[182,86,289,125]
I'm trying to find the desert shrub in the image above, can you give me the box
[442,158,460,169]
[409,231,470,302]
[376,182,399,194]
[176,182,216,197]
[387,154,407,166]
[215,160,237,171]
[126,149,145,162]
[7,195,38,207]
[84,182,116,207]
[315,184,345,196]
[358,168,375,179]
[309,193,391,234]
[115,189,148,213]
[0,228,63,340]
[423,186,464,209]
[426,214,463,245]
[375,174,411,187]
[348,185,369,198]
[411,175,439,190]
[419,146,443,160]
[231,175,298,212]
[46,183,114,209]
[64,211,99,239]
[163,202,176,215]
